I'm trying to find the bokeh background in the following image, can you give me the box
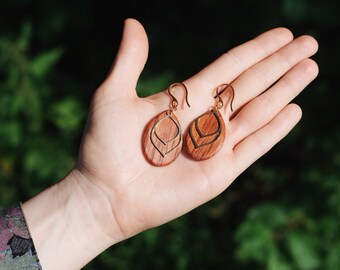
[0,0,339,269]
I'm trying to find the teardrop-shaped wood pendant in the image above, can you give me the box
[185,109,226,161]
[142,110,182,166]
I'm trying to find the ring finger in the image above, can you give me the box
[229,58,319,147]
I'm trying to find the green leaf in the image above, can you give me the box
[30,47,63,78]
[50,97,85,133]
[247,203,288,228]
[325,243,340,270]
[143,228,160,248]
[235,221,273,263]
[235,203,290,264]
[23,140,75,180]
[0,121,22,147]
[286,232,320,270]
[267,247,292,270]
[17,21,32,51]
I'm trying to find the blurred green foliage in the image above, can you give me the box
[0,0,339,269]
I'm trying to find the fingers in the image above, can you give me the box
[102,18,149,98]
[230,35,318,112]
[232,104,302,177]
[183,28,294,109]
[230,58,319,146]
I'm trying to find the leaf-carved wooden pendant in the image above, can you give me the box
[185,109,226,161]
[142,110,182,166]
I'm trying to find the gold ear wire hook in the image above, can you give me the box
[214,84,235,112]
[168,82,191,111]
[215,87,224,110]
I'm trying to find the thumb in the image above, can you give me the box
[103,18,149,97]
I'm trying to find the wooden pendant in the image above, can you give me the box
[142,110,182,166]
[185,109,226,161]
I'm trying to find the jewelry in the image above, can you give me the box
[185,84,234,160]
[142,82,190,166]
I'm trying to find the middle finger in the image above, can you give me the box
[229,58,319,147]
[229,35,318,114]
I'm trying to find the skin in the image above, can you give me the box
[22,18,318,270]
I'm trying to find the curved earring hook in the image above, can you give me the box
[168,82,191,111]
[214,84,235,112]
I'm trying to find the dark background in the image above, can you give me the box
[0,0,339,269]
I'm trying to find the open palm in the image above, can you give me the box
[74,19,318,241]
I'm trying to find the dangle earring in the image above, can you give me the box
[185,84,235,161]
[142,82,190,166]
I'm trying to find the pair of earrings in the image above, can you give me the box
[142,82,235,166]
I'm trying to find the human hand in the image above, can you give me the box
[73,18,318,242]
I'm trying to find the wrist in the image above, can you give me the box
[70,168,126,242]
[22,169,122,270]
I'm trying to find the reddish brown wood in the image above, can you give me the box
[185,109,226,160]
[142,110,182,166]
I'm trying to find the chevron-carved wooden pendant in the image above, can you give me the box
[142,110,182,166]
[185,109,225,160]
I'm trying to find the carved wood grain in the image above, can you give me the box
[142,110,182,166]
[185,109,226,161]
